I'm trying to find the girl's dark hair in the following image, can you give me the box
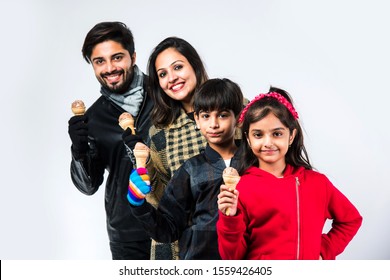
[238,86,312,174]
[147,37,209,127]
[194,78,244,118]
[82,21,135,63]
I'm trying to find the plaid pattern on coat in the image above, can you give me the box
[146,109,207,259]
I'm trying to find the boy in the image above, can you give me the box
[127,78,244,259]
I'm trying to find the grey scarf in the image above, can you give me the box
[100,65,144,116]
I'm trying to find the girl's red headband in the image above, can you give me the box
[238,92,299,123]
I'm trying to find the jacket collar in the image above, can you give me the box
[246,164,305,179]
[169,108,195,129]
[204,141,241,167]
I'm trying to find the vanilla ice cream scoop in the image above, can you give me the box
[223,167,240,190]
[118,112,135,134]
[222,167,240,216]
[71,100,86,115]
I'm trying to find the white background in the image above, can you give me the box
[0,0,389,260]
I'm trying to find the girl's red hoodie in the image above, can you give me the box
[217,165,362,260]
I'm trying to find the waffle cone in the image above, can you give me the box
[222,167,240,216]
[134,142,150,168]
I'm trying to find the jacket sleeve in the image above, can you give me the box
[70,144,104,195]
[320,178,363,260]
[130,165,192,243]
[216,202,248,260]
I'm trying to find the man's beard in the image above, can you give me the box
[98,66,134,94]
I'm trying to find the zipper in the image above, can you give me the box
[295,176,300,259]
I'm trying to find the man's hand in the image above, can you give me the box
[122,127,143,150]
[68,115,88,159]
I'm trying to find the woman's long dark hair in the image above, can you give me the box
[147,37,208,127]
[238,87,312,175]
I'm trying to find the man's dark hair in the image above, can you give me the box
[82,21,135,63]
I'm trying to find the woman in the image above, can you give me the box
[146,37,209,259]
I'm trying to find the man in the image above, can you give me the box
[68,22,153,259]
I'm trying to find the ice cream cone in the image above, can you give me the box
[133,142,150,168]
[71,100,86,115]
[118,112,135,134]
[222,167,240,216]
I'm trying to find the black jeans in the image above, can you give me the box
[110,239,151,260]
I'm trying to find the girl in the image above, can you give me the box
[217,87,362,260]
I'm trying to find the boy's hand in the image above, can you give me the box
[127,168,151,206]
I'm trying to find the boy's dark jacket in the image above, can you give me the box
[130,143,241,260]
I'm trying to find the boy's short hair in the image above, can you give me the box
[194,78,244,117]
